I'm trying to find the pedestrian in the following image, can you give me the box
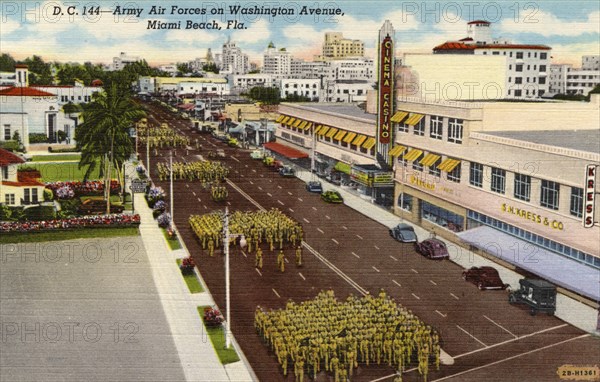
[208,237,215,257]
[277,250,285,273]
[255,247,263,269]
[295,245,303,267]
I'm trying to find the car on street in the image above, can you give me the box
[509,278,556,316]
[321,190,343,204]
[279,165,295,177]
[462,266,510,290]
[305,181,323,193]
[415,238,449,259]
[389,223,418,243]
[250,150,263,160]
[77,199,125,215]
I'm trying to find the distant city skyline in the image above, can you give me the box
[1,0,598,66]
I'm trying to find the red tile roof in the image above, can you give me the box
[433,42,551,51]
[0,148,25,166]
[263,142,309,159]
[0,86,56,97]
[2,180,45,187]
[467,20,491,25]
[17,171,43,186]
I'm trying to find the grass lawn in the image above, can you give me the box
[162,228,182,250]
[19,161,117,182]
[31,154,81,162]
[197,306,240,364]
[176,259,203,293]
[0,227,139,244]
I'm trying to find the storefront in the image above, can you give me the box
[351,164,394,206]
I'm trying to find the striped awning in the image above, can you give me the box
[276,115,286,123]
[343,132,357,143]
[333,130,347,141]
[362,137,376,149]
[405,113,424,126]
[438,158,461,172]
[298,120,309,130]
[388,145,407,157]
[352,135,367,146]
[404,149,423,162]
[280,116,290,124]
[318,126,330,136]
[293,119,303,127]
[326,128,339,138]
[420,153,441,167]
[391,111,409,123]
[286,117,296,126]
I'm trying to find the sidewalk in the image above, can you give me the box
[129,162,255,381]
[293,167,599,334]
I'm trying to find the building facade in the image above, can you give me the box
[280,79,320,101]
[548,56,600,97]
[0,149,45,207]
[221,39,249,75]
[262,42,292,79]
[108,52,140,71]
[317,32,365,61]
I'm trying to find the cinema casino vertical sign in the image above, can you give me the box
[377,20,395,163]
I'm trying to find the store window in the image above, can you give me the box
[398,193,412,212]
[491,167,506,194]
[422,201,464,232]
[469,162,483,187]
[430,116,443,139]
[514,173,531,202]
[540,180,560,210]
[447,119,463,144]
[570,187,583,218]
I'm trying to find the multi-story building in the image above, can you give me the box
[1,148,45,207]
[548,55,600,97]
[582,55,600,71]
[548,64,572,95]
[32,82,103,105]
[231,74,277,93]
[290,59,326,79]
[108,52,140,71]
[433,20,551,99]
[177,80,230,97]
[221,39,249,75]
[262,42,292,80]
[280,79,320,101]
[322,80,374,102]
[316,32,365,61]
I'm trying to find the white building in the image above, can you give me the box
[108,52,140,71]
[221,39,249,75]
[291,60,326,79]
[262,42,292,80]
[231,74,277,92]
[323,80,373,102]
[1,148,45,207]
[32,82,102,105]
[177,81,230,97]
[548,56,600,97]
[316,32,365,61]
[582,55,600,71]
[138,76,156,94]
[322,58,375,83]
[280,79,320,101]
[433,20,551,99]
[159,64,178,76]
[549,64,572,95]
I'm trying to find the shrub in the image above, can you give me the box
[157,212,171,228]
[29,133,48,144]
[43,189,53,201]
[49,147,80,153]
[0,140,22,152]
[59,199,81,216]
[180,257,195,275]
[55,185,75,199]
[24,205,56,221]
[0,205,12,221]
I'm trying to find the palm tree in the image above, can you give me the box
[75,84,145,213]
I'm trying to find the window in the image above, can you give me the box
[491,167,506,194]
[469,162,483,187]
[5,194,15,205]
[398,193,412,212]
[447,162,461,183]
[540,53,547,59]
[398,121,409,133]
[429,156,442,176]
[413,118,425,136]
[528,52,531,58]
[430,116,443,139]
[515,77,522,84]
[508,77,512,83]
[412,152,424,171]
[514,89,522,97]
[421,201,464,232]
[24,189,30,204]
[514,173,531,201]
[2,166,8,179]
[4,127,10,140]
[493,51,499,55]
[515,64,523,72]
[447,118,463,144]
[570,187,583,218]
[540,180,560,210]
[516,52,523,59]
[510,52,513,57]
[539,77,546,85]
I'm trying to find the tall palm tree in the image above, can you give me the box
[75,84,145,213]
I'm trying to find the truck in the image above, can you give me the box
[508,278,556,316]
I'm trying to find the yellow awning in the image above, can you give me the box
[438,158,461,172]
[298,120,309,130]
[286,117,296,126]
[343,132,357,143]
[353,135,367,146]
[313,125,322,135]
[334,130,347,141]
[326,127,339,138]
[405,113,424,126]
[391,111,409,123]
[276,115,285,123]
[304,122,313,130]
[403,149,423,162]
[318,126,330,136]
[362,137,376,149]
[388,145,407,157]
[293,119,303,127]
[420,153,441,167]
[280,116,290,124]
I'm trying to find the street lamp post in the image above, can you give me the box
[222,207,246,349]
[146,127,150,180]
[169,150,174,230]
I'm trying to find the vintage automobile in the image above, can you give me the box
[227,138,239,147]
[279,165,295,177]
[389,223,418,243]
[462,266,510,290]
[305,181,323,193]
[415,238,449,259]
[263,156,283,171]
[77,199,125,215]
[250,150,264,160]
[321,190,344,204]
[509,278,556,316]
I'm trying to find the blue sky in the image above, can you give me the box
[1,0,598,66]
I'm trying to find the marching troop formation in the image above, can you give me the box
[189,208,304,258]
[255,290,440,382]
[210,185,228,201]
[138,124,190,149]
[156,160,229,182]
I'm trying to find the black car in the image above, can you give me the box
[509,278,556,316]
[463,266,509,289]
[415,238,449,259]
[305,181,323,193]
[389,223,417,243]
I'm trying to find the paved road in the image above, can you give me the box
[140,100,599,382]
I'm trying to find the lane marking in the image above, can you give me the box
[241,251,247,258]
[255,268,262,276]
[260,174,264,177]
[390,255,398,261]
[483,315,518,339]
[288,208,294,213]
[450,293,460,300]
[203,205,207,209]
[352,252,360,259]
[456,325,487,347]
[297,197,303,202]
[267,192,272,197]
[432,334,590,382]
[197,198,201,202]
[241,174,245,177]
[312,207,317,211]
[252,169,257,173]
[277,185,282,189]
[192,191,196,196]
[231,156,239,162]
[325,215,331,220]
[287,192,292,195]
[258,186,263,191]
[272,288,280,298]
[372,266,380,273]
[303,218,310,223]
[332,238,339,245]
[249,181,254,185]
[277,200,284,205]
[317,228,324,234]
[298,272,306,281]
[185,184,189,188]
[356,234,363,240]
[392,280,401,287]
[411,293,421,300]
[435,310,447,318]
[411,268,419,274]
[284,258,289,264]
[342,226,348,230]
[430,280,438,286]
[374,245,380,250]
[226,201,231,206]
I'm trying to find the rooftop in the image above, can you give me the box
[483,129,600,154]
[292,103,377,122]
[433,42,551,51]
[0,86,56,97]
[0,148,25,166]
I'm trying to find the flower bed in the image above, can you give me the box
[0,213,140,233]
[45,180,121,198]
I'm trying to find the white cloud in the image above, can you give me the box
[164,28,220,45]
[1,18,22,35]
[549,42,600,65]
[499,10,600,37]
[230,19,272,44]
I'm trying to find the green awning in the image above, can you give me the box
[334,161,352,175]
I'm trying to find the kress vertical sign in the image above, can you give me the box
[378,35,393,144]
[583,164,596,228]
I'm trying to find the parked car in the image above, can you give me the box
[306,181,323,193]
[389,223,418,243]
[462,266,509,290]
[77,199,125,215]
[509,278,556,316]
[415,238,448,259]
[279,165,295,177]
[321,190,343,204]
[250,150,263,160]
